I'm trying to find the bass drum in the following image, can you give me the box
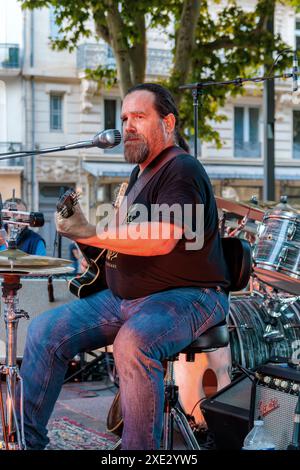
[173,346,232,425]
[229,295,300,370]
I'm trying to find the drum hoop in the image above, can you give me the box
[254,261,300,279]
[263,214,300,223]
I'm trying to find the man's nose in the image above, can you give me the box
[123,117,136,133]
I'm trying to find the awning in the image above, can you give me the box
[82,162,135,178]
[83,161,300,181]
[203,164,300,180]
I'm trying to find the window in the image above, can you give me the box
[296,19,300,51]
[50,94,63,131]
[104,99,117,129]
[234,106,261,158]
[49,6,61,39]
[293,110,300,158]
[104,99,123,154]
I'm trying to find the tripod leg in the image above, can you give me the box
[0,376,9,449]
[163,398,174,450]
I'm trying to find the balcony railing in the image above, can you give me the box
[234,140,261,158]
[77,44,172,77]
[0,142,23,167]
[0,44,20,69]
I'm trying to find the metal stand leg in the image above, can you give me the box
[162,360,201,451]
[0,275,29,450]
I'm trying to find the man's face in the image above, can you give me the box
[121,90,168,164]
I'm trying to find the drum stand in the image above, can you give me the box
[0,275,28,450]
[162,357,201,450]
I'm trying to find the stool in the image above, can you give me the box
[162,237,252,450]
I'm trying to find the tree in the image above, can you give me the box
[19,0,291,145]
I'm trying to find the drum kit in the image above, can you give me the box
[0,198,73,450]
[175,194,300,426]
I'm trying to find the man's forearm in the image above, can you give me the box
[75,222,182,256]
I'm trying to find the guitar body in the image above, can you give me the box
[56,184,127,298]
[68,244,107,298]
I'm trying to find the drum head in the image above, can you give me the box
[173,347,231,425]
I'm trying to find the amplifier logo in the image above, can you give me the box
[258,398,279,418]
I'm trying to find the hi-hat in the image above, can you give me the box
[0,249,73,275]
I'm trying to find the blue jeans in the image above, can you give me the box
[17,286,228,450]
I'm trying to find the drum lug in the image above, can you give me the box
[287,220,297,240]
[277,246,288,270]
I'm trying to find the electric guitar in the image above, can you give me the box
[56,183,128,298]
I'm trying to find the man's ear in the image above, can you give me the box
[163,113,176,133]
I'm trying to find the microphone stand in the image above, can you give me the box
[179,67,298,160]
[0,141,96,160]
[0,130,122,160]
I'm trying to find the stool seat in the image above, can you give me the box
[180,321,229,354]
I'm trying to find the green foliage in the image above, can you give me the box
[19,0,294,146]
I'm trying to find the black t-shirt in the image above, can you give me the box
[105,151,230,299]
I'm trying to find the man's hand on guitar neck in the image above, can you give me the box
[55,203,96,240]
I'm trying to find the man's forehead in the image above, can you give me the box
[122,90,155,113]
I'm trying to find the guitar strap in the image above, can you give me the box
[117,145,188,225]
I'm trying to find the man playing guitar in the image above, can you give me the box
[17,83,230,450]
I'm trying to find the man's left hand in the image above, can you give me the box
[55,204,95,240]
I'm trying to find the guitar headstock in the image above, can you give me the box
[113,182,128,209]
[56,188,80,219]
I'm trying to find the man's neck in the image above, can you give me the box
[139,142,177,172]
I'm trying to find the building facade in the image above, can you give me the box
[1,0,300,255]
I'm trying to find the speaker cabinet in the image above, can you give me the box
[200,374,252,449]
[201,362,300,450]
[0,277,74,358]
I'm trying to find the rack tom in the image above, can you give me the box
[253,209,300,294]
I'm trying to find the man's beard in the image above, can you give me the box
[124,134,149,164]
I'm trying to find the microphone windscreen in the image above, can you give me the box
[29,211,44,227]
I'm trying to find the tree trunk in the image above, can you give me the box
[129,13,146,86]
[171,0,201,106]
[105,2,133,97]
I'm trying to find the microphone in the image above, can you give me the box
[64,129,122,151]
[1,210,44,227]
[293,51,299,92]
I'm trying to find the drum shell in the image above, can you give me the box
[229,295,300,370]
[258,213,300,245]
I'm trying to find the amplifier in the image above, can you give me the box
[250,363,300,450]
[200,373,252,449]
[0,277,74,358]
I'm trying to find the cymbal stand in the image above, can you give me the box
[0,275,28,449]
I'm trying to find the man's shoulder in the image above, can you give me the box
[163,152,207,179]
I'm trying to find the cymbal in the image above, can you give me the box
[0,249,73,273]
[215,196,265,222]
